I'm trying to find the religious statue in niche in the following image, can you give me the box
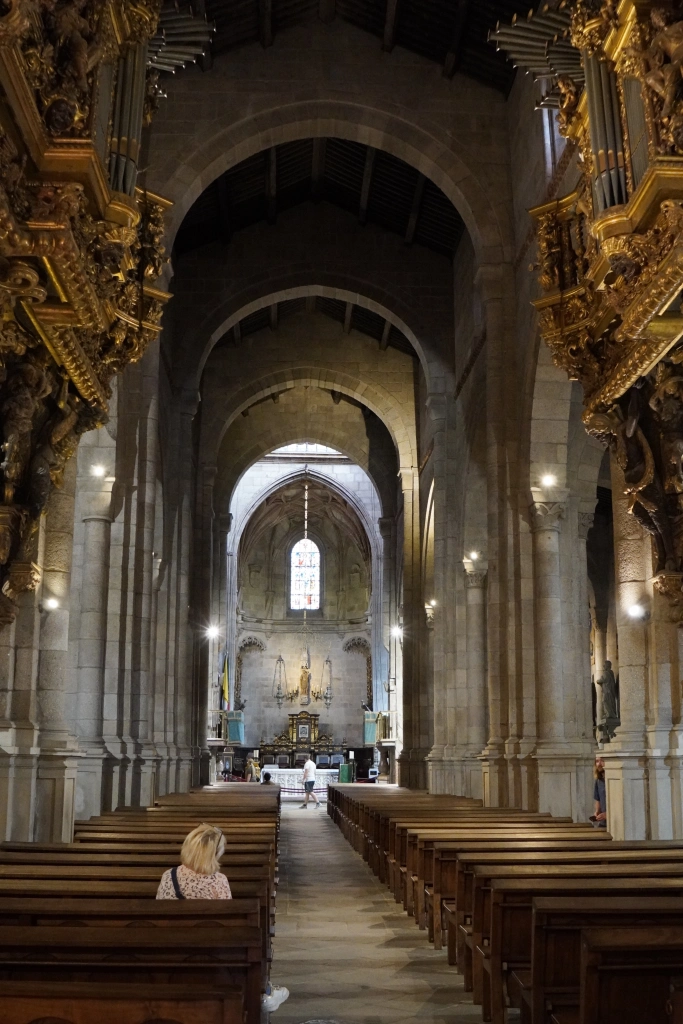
[299,644,311,705]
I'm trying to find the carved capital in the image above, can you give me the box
[378,516,394,540]
[653,573,683,624]
[578,512,595,539]
[465,569,488,589]
[530,501,566,533]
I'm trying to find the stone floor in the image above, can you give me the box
[271,802,482,1024]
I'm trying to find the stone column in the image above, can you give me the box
[604,455,649,839]
[463,567,487,798]
[530,498,592,819]
[397,467,423,787]
[193,463,216,785]
[378,516,395,718]
[577,512,596,745]
[175,389,199,789]
[75,510,113,819]
[34,456,81,842]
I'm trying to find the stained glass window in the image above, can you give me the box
[290,538,320,610]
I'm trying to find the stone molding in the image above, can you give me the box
[578,511,595,539]
[464,569,488,588]
[238,634,266,651]
[530,501,566,533]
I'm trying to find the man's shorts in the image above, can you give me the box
[304,780,315,793]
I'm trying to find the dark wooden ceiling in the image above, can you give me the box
[175,135,464,259]
[198,0,533,93]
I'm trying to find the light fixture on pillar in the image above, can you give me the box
[627,603,647,620]
[41,597,59,612]
[540,473,557,488]
[91,464,106,478]
[469,550,480,561]
[206,624,219,640]
[425,599,436,628]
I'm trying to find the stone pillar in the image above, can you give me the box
[463,567,487,798]
[175,389,199,789]
[603,455,649,839]
[378,516,395,719]
[34,456,81,842]
[397,467,423,787]
[531,499,592,820]
[75,511,113,819]
[193,462,216,786]
[577,512,596,744]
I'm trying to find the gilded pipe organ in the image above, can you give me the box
[494,0,683,619]
[0,0,209,625]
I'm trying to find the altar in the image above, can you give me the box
[260,765,339,800]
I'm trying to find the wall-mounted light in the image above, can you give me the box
[429,599,437,607]
[541,473,557,488]
[627,603,646,620]
[42,597,59,611]
[391,625,403,640]
[469,551,480,561]
[206,624,220,639]
[91,465,106,478]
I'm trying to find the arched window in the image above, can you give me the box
[290,537,321,610]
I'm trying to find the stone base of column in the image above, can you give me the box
[481,744,508,806]
[603,750,648,839]
[398,749,429,789]
[175,747,194,792]
[34,752,81,842]
[131,747,161,807]
[75,747,117,821]
[0,751,37,840]
[153,743,175,796]
[535,746,594,822]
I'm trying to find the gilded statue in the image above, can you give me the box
[556,75,579,135]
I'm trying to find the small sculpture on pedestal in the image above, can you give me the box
[596,660,620,741]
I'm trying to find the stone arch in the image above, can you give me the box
[206,365,417,473]
[150,98,509,266]
[182,275,449,394]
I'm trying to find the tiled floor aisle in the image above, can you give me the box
[272,803,481,1024]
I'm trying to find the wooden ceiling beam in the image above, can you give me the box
[382,0,399,52]
[259,0,273,48]
[319,0,336,23]
[405,173,426,244]
[359,147,376,225]
[266,147,277,223]
[380,320,391,350]
[343,302,353,334]
[444,0,469,79]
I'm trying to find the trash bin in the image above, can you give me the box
[338,763,353,783]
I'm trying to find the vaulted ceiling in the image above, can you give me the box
[197,0,532,93]
[175,136,464,260]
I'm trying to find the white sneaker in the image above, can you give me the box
[262,986,290,1012]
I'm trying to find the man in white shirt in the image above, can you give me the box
[299,755,320,808]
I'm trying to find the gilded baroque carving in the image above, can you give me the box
[0,4,170,623]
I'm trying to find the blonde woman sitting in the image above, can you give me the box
[156,822,289,1013]
[156,822,231,899]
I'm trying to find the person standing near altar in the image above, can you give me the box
[299,755,320,808]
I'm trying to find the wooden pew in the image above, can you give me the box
[579,925,683,1024]
[0,980,246,1024]
[468,863,683,1015]
[528,896,683,1024]
[479,876,683,1024]
[0,924,262,1024]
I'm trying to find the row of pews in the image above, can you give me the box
[0,783,280,1024]
[328,783,683,1024]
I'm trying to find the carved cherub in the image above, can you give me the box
[50,0,102,94]
[643,7,683,119]
[556,75,579,133]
